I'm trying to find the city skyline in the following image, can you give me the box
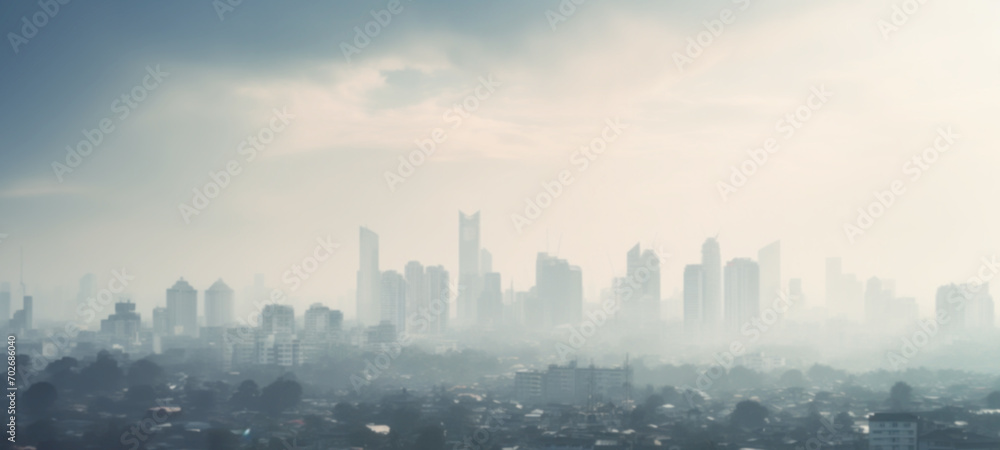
[3,1,1000,325]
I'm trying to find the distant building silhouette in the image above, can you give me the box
[683,264,703,335]
[166,278,198,337]
[624,244,661,325]
[868,412,918,450]
[724,258,759,335]
[701,238,722,336]
[458,211,482,326]
[356,226,381,326]
[205,278,235,327]
[380,270,407,333]
[758,241,780,303]
[536,252,582,328]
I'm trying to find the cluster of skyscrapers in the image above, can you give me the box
[355,211,590,337]
[683,239,784,338]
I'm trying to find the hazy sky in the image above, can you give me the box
[1,0,999,321]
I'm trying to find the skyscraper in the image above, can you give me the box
[536,253,583,328]
[261,304,295,335]
[357,226,380,325]
[864,277,890,324]
[683,264,703,334]
[205,278,235,327]
[381,270,407,333]
[76,273,96,308]
[405,261,426,327]
[424,265,450,334]
[826,257,863,318]
[479,272,503,326]
[937,283,995,333]
[166,278,198,336]
[458,211,481,326]
[481,248,493,274]
[624,244,662,325]
[757,241,781,303]
[701,237,722,334]
[0,282,9,327]
[724,258,759,335]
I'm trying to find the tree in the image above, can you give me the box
[731,400,769,430]
[230,379,259,410]
[334,402,359,424]
[204,428,240,450]
[889,382,913,411]
[125,384,157,407]
[414,425,446,450]
[259,378,302,416]
[23,382,57,418]
[779,369,807,388]
[78,351,123,392]
[986,391,1000,409]
[127,359,164,387]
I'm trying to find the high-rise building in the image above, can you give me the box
[10,295,33,333]
[480,248,493,274]
[459,211,482,326]
[302,303,343,361]
[724,258,759,334]
[701,238,722,333]
[937,283,995,333]
[788,278,805,311]
[683,264,703,334]
[356,226,381,325]
[261,304,295,335]
[478,272,503,326]
[536,253,583,328]
[826,257,863,318]
[205,279,235,328]
[152,307,169,335]
[757,241,781,303]
[166,278,198,336]
[100,301,141,342]
[865,277,890,324]
[424,265,450,334]
[380,270,407,333]
[405,261,426,327]
[868,413,918,450]
[624,244,661,324]
[0,282,10,327]
[76,273,97,307]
